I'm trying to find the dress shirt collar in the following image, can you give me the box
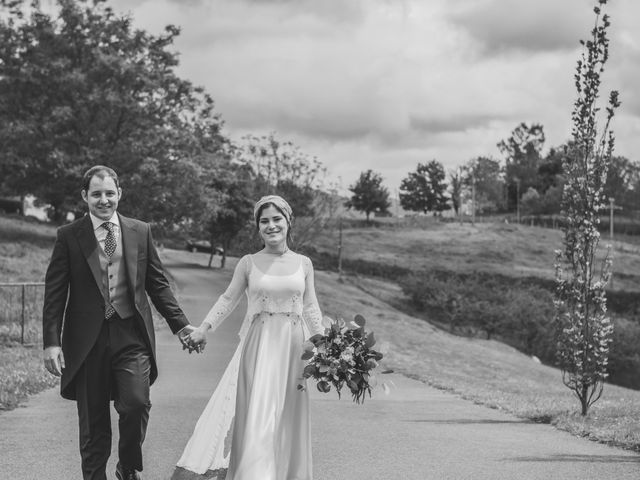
[89,212,120,232]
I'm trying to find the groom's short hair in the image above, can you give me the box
[82,165,120,191]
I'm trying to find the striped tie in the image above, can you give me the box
[102,222,116,319]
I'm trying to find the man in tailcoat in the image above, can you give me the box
[43,165,204,480]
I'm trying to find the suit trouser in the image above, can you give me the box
[75,314,152,480]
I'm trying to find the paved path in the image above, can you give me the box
[2,250,640,479]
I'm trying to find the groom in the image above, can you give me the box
[43,165,204,480]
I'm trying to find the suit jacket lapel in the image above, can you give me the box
[119,214,139,299]
[75,215,104,297]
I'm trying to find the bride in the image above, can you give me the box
[178,195,325,480]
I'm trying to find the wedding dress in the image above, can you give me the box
[177,253,324,480]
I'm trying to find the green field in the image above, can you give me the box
[1,214,640,452]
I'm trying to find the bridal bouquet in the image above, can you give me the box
[299,314,390,404]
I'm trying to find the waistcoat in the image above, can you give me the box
[97,230,135,319]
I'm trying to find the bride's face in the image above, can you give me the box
[258,205,289,246]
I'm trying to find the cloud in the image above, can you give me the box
[447,0,593,55]
[106,0,640,190]
[409,113,501,135]
[609,44,640,117]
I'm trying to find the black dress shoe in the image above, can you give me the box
[115,462,141,480]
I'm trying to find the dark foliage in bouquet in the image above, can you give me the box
[299,314,391,404]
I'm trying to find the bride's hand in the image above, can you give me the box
[188,325,209,351]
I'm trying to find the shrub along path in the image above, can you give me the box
[1,249,639,479]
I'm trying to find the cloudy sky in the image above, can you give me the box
[107,0,640,193]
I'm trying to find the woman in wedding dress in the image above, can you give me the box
[177,195,325,480]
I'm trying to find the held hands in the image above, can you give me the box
[44,346,65,376]
[178,324,208,354]
[186,325,210,352]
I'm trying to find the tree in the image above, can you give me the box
[462,157,505,214]
[239,133,325,205]
[270,179,315,218]
[520,187,541,215]
[538,146,566,194]
[399,160,449,215]
[624,166,640,214]
[498,123,545,212]
[236,133,338,249]
[603,156,640,210]
[345,170,390,222]
[199,162,254,269]
[0,0,227,224]
[554,0,619,416]
[449,170,463,216]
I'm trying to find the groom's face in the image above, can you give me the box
[81,175,122,221]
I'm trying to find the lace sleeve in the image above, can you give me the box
[301,256,325,338]
[201,255,249,332]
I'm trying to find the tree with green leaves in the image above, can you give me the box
[399,160,449,215]
[554,0,619,416]
[0,0,227,225]
[345,170,390,222]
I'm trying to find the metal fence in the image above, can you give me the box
[0,282,45,345]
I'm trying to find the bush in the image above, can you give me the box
[501,288,556,359]
[608,316,640,389]
[398,272,556,362]
[396,270,640,389]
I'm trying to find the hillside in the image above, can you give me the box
[311,220,640,292]
[312,267,640,450]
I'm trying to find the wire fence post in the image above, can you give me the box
[21,283,26,345]
[0,282,45,345]
[337,217,343,280]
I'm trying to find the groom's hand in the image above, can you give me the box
[44,346,65,376]
[177,325,205,354]
[177,325,197,353]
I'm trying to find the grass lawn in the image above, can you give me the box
[313,269,640,452]
[0,343,59,411]
[0,215,56,410]
[0,214,56,282]
[313,220,640,292]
